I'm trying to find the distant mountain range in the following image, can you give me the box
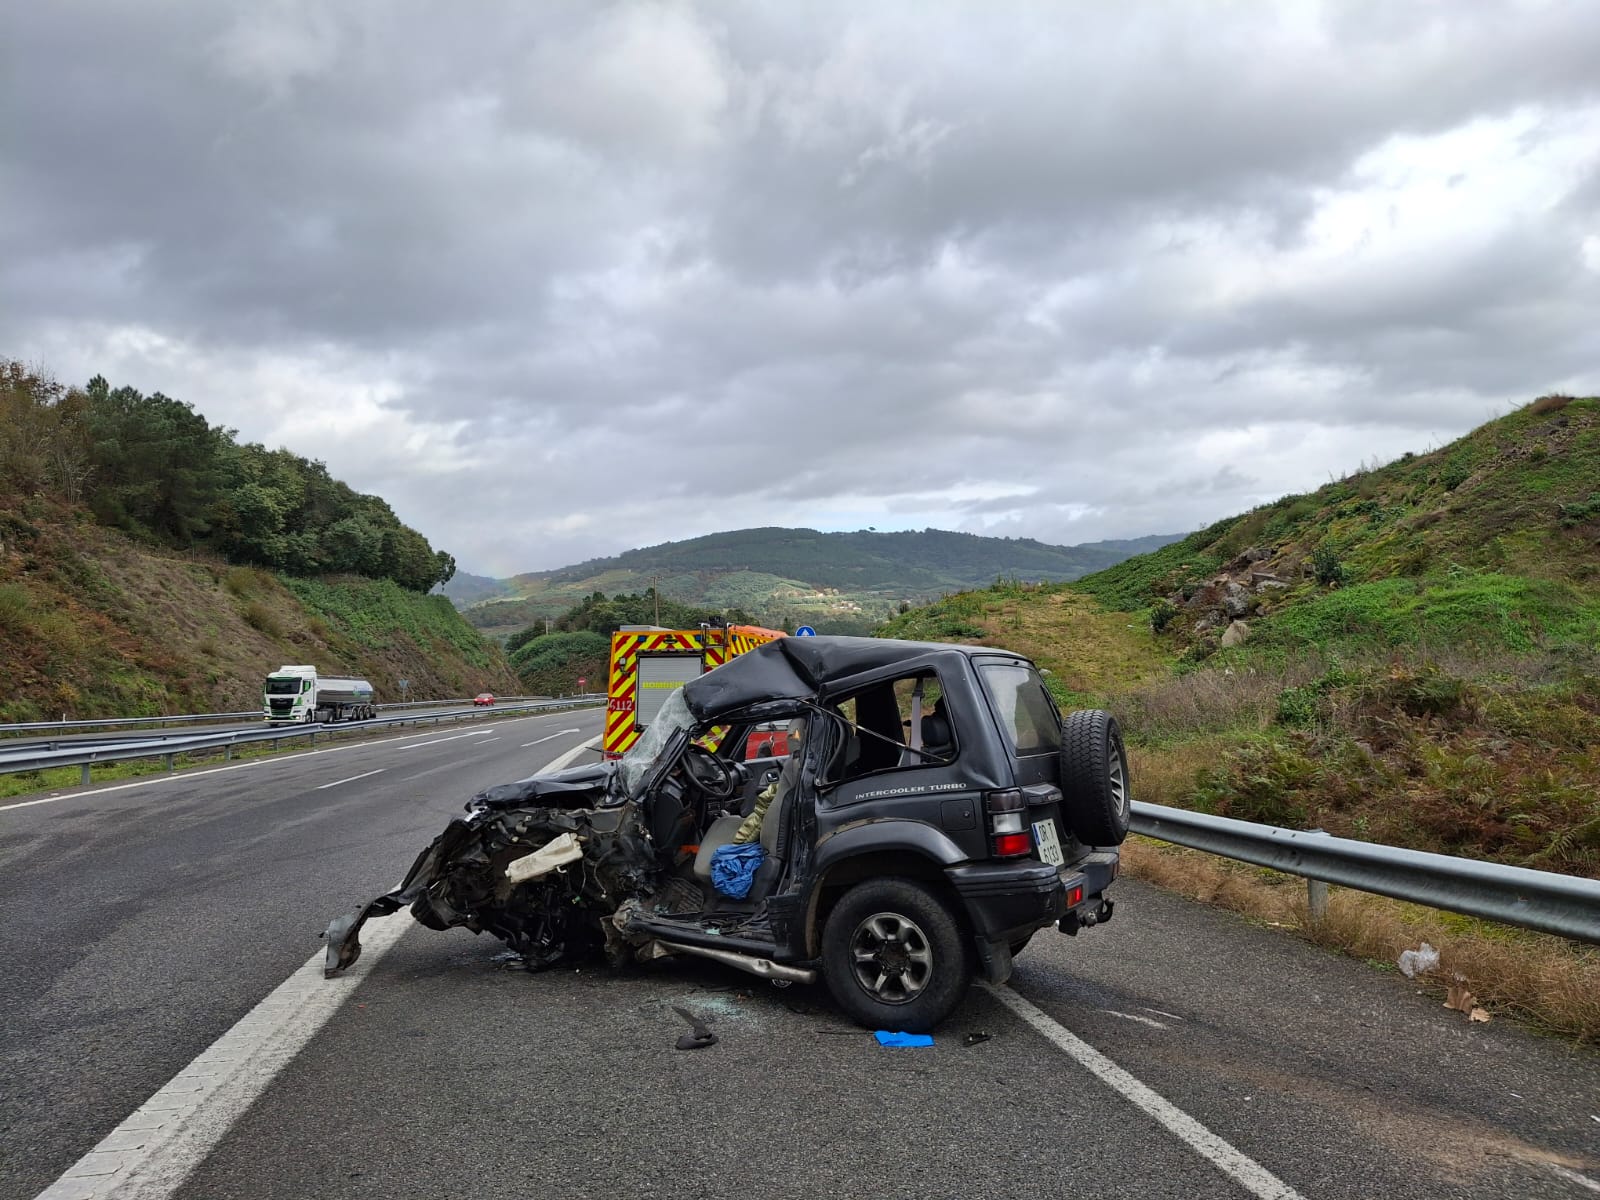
[442,526,1184,636]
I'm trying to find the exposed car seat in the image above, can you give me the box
[920,711,954,760]
[694,717,807,883]
[693,814,745,879]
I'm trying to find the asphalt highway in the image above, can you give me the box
[2,712,1596,1200]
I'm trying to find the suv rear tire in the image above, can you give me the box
[820,877,972,1032]
[1060,709,1131,845]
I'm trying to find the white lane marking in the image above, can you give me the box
[521,728,581,748]
[314,768,385,791]
[1142,1007,1184,1020]
[1102,1009,1170,1029]
[393,729,498,751]
[987,985,1306,1200]
[32,914,412,1200]
[0,712,602,812]
[1548,1165,1600,1195]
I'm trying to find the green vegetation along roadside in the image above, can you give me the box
[0,509,517,723]
[877,394,1600,1040]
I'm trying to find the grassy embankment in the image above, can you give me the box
[879,395,1600,1039]
[0,498,517,727]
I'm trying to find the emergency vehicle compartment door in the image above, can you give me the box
[636,654,705,729]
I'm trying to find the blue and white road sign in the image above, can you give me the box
[795,625,816,637]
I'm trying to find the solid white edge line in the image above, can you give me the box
[32,914,413,1200]
[314,768,385,791]
[0,711,600,812]
[985,985,1307,1200]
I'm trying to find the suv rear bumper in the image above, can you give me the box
[945,851,1119,983]
[946,861,1065,942]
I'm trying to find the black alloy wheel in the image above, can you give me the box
[820,877,973,1032]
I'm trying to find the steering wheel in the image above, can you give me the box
[681,744,738,801]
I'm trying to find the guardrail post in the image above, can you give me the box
[81,763,91,786]
[164,753,174,772]
[224,745,231,763]
[1306,829,1330,922]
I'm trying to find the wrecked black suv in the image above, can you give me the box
[326,636,1128,1030]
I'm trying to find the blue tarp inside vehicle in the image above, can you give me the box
[709,843,766,898]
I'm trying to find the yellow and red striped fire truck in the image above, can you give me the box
[602,623,786,759]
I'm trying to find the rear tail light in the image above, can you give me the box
[993,832,1032,857]
[986,789,1031,858]
[1066,884,1084,907]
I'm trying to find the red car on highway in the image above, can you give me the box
[473,693,495,706]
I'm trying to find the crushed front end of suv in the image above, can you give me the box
[325,636,1128,1030]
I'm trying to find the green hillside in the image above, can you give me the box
[0,360,515,721]
[879,394,1600,878]
[1076,393,1600,622]
[452,527,1180,636]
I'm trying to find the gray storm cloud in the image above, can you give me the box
[4,1,1598,574]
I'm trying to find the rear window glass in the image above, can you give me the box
[978,662,1061,756]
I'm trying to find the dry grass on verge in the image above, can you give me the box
[1121,837,1600,1043]
[1126,739,1229,806]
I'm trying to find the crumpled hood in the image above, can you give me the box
[471,759,615,810]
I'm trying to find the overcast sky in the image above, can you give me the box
[6,2,1598,575]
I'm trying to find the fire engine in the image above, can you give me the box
[602,623,785,758]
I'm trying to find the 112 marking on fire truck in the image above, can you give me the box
[602,623,786,758]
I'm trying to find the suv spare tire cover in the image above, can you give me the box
[1058,709,1130,846]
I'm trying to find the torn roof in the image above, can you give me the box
[681,635,1020,720]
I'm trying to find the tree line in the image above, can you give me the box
[1,361,455,592]
[504,589,759,691]
[503,588,755,656]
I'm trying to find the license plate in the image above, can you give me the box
[1033,819,1065,867]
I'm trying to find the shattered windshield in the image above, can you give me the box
[617,687,694,796]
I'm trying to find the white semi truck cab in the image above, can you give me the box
[264,665,377,724]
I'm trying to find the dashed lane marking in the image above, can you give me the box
[988,984,1307,1200]
[521,728,581,748]
[393,729,498,751]
[314,768,385,791]
[32,913,412,1200]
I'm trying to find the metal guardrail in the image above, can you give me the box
[1130,801,1600,945]
[0,697,558,736]
[0,711,265,734]
[0,696,607,787]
